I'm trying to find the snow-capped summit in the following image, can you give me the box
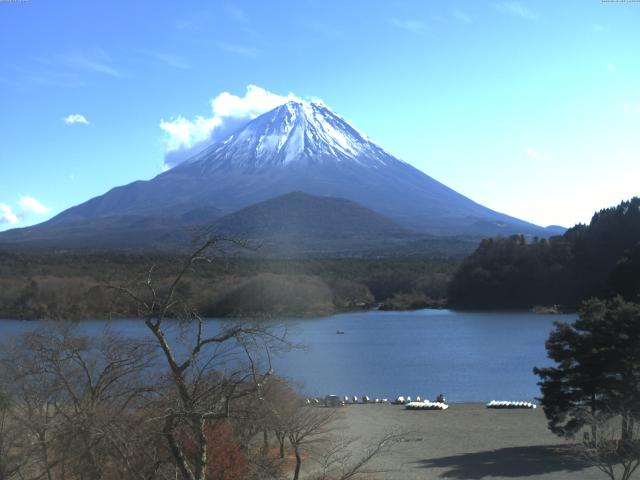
[181,100,401,171]
[15,98,554,243]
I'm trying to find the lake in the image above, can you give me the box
[0,309,574,403]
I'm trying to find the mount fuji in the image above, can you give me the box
[0,100,561,253]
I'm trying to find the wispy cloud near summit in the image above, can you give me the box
[160,85,301,169]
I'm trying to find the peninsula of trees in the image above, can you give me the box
[448,197,640,310]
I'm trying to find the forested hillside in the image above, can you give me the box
[0,252,456,319]
[448,197,640,309]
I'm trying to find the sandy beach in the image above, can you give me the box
[329,403,610,480]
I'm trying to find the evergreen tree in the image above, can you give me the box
[534,297,640,440]
[448,197,640,309]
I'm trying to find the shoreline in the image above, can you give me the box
[0,304,578,322]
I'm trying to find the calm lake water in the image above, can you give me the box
[0,309,575,403]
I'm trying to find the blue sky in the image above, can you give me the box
[1,0,639,231]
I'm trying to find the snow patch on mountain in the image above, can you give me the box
[161,85,302,168]
[179,99,406,171]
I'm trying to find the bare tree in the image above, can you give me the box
[310,430,406,480]
[1,325,168,480]
[260,376,300,459]
[283,401,407,480]
[286,404,336,480]
[109,237,289,480]
[575,410,640,480]
[0,387,28,480]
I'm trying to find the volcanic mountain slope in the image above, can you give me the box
[0,192,478,256]
[1,99,559,252]
[210,192,433,257]
[212,192,408,239]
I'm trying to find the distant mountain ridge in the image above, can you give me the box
[212,192,408,239]
[0,192,478,257]
[0,99,563,254]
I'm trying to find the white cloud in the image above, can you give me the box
[160,85,301,168]
[453,10,472,24]
[18,195,51,215]
[608,63,615,72]
[63,113,90,125]
[391,18,426,33]
[493,2,538,20]
[0,204,18,225]
[525,147,552,162]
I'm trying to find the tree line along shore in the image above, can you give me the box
[0,253,456,320]
[1,197,638,321]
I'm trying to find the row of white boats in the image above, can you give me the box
[486,400,537,409]
[404,399,537,411]
[393,395,446,405]
[342,395,444,405]
[405,401,449,410]
[305,395,537,411]
[343,395,389,404]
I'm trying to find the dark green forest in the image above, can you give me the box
[448,197,640,309]
[0,251,457,320]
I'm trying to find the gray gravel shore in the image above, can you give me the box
[330,403,613,480]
